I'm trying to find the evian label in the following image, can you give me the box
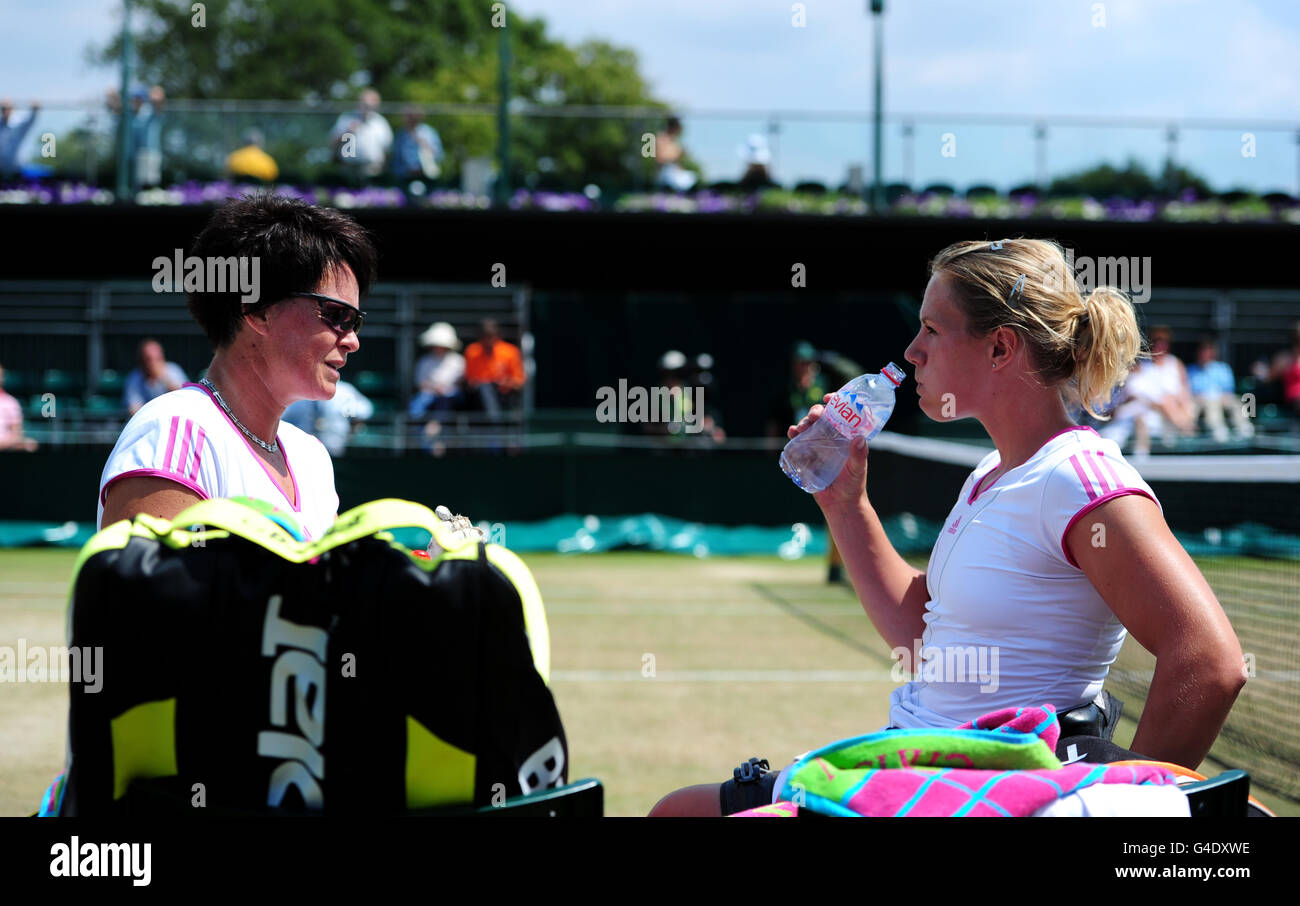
[823,392,877,438]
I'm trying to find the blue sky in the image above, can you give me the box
[5,0,1298,192]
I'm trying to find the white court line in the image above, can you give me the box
[1111,669,1300,683]
[554,669,1300,684]
[552,669,899,682]
[539,588,847,600]
[546,604,861,616]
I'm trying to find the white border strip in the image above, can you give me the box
[868,431,1300,482]
[553,669,898,682]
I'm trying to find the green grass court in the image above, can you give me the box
[1,548,1295,817]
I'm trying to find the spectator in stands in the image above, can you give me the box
[767,340,866,434]
[643,350,695,439]
[329,89,392,183]
[124,339,187,415]
[766,341,827,437]
[283,379,373,457]
[737,134,777,191]
[410,321,465,455]
[650,350,725,444]
[0,97,39,182]
[1252,322,1300,423]
[1186,335,1253,442]
[654,116,697,192]
[226,129,279,183]
[0,362,38,451]
[646,349,684,436]
[1099,326,1195,456]
[464,319,525,419]
[130,85,166,190]
[390,105,444,186]
[690,352,726,443]
[1077,373,1124,430]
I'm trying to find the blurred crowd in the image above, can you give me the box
[1087,323,1300,456]
[1,89,805,197]
[0,362,38,451]
[286,317,529,456]
[0,97,41,182]
[0,319,530,457]
[408,318,526,456]
[0,86,450,192]
[5,321,1299,458]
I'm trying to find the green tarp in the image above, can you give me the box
[3,514,1297,560]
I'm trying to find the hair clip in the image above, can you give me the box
[1007,273,1027,305]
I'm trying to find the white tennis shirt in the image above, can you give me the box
[97,382,339,539]
[888,425,1160,729]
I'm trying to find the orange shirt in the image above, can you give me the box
[464,340,524,388]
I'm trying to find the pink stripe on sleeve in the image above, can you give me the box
[176,419,193,479]
[1067,454,1098,500]
[1095,449,1125,488]
[1061,488,1160,567]
[163,415,180,472]
[100,468,211,507]
[190,427,206,480]
[1082,450,1112,493]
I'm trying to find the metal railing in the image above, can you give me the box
[3,280,1298,452]
[0,279,533,436]
[13,99,1300,199]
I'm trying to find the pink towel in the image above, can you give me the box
[733,704,1179,817]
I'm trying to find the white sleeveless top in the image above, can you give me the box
[888,425,1160,729]
[97,382,339,540]
[1128,355,1184,401]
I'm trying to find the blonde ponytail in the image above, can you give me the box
[1072,286,1144,420]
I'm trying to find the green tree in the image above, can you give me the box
[89,0,669,190]
[1048,158,1212,199]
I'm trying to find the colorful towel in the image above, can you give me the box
[734,704,1179,817]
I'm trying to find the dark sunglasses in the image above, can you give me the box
[291,292,365,336]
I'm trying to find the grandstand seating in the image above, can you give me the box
[0,280,532,451]
[2,280,1297,450]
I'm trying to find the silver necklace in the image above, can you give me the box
[201,378,280,454]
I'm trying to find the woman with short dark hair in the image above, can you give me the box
[98,195,378,539]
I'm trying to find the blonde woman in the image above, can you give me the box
[650,238,1246,816]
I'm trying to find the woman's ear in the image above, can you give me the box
[991,325,1019,368]
[241,305,274,339]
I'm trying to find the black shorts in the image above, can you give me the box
[719,759,779,815]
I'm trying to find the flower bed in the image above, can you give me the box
[2,180,1298,223]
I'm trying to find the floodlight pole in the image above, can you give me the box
[495,19,512,208]
[870,0,885,213]
[115,0,134,200]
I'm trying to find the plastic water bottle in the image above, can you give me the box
[780,362,907,493]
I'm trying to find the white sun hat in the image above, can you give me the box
[738,134,772,166]
[659,350,688,371]
[418,321,461,350]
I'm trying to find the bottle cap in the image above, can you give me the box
[882,362,907,387]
